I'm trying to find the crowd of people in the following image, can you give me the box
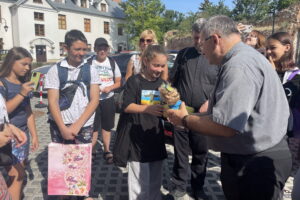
[0,14,300,200]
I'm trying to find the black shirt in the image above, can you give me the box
[123,74,167,162]
[169,47,219,110]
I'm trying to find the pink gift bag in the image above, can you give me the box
[48,142,92,196]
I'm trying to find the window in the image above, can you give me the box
[84,18,91,32]
[35,24,45,36]
[34,12,44,21]
[0,38,3,50]
[59,42,65,56]
[101,3,106,12]
[104,22,109,34]
[118,25,123,36]
[58,14,66,29]
[81,0,87,8]
[33,0,42,3]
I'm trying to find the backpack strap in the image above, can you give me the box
[288,69,300,81]
[108,56,116,80]
[0,78,8,99]
[57,61,91,99]
[57,62,68,90]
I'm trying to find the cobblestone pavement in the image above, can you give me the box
[12,98,295,199]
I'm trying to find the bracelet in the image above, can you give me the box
[18,93,26,98]
[181,115,189,129]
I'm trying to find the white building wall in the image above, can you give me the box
[0,0,127,61]
[0,2,13,50]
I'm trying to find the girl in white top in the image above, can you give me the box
[125,29,168,81]
[0,94,27,200]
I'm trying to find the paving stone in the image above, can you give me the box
[16,98,296,200]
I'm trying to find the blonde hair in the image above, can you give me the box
[140,45,167,74]
[139,29,158,44]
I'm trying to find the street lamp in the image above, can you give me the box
[0,18,8,32]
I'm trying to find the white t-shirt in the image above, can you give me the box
[92,57,121,100]
[0,94,8,125]
[44,59,100,127]
[130,54,142,75]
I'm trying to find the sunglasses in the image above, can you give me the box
[140,38,153,44]
[96,46,109,51]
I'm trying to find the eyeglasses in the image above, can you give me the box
[140,38,153,44]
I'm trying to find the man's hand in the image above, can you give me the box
[144,104,164,117]
[199,100,209,113]
[167,102,189,126]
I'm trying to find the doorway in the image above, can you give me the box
[36,45,47,62]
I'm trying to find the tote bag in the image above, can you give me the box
[48,142,92,196]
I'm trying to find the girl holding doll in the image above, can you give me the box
[122,45,168,200]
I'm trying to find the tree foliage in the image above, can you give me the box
[120,0,165,47]
[198,0,231,18]
[231,0,271,23]
[161,10,184,33]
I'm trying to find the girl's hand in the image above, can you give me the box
[31,136,39,151]
[8,124,27,148]
[20,81,34,96]
[267,55,276,70]
[0,124,12,147]
[144,104,164,117]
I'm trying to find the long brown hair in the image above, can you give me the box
[0,47,32,82]
[267,32,296,72]
[251,30,266,49]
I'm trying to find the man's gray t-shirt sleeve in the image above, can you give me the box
[212,65,261,133]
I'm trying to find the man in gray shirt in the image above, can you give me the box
[167,15,292,200]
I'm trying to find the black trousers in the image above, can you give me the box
[220,138,292,200]
[171,127,208,192]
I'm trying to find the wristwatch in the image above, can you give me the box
[181,115,189,129]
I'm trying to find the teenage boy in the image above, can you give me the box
[45,29,100,145]
[91,37,121,164]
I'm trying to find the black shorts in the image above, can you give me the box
[93,96,116,132]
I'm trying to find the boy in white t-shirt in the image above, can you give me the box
[91,37,121,164]
[45,30,100,145]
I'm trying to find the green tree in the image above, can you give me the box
[198,0,232,18]
[162,10,184,33]
[120,0,165,48]
[177,12,198,34]
[269,0,298,12]
[231,0,271,23]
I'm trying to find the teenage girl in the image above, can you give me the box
[122,45,168,200]
[125,29,168,81]
[266,32,300,200]
[0,47,39,200]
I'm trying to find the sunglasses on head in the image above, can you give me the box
[140,38,153,44]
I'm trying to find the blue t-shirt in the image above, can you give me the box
[0,79,30,129]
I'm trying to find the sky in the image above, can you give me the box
[160,0,234,14]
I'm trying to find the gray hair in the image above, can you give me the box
[192,18,206,33]
[201,15,239,38]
